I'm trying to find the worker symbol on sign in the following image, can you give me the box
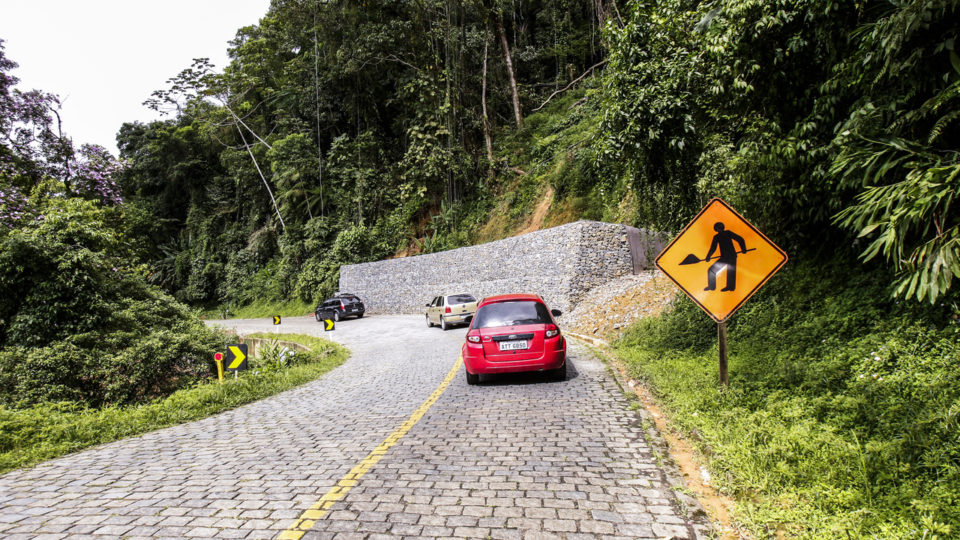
[703,222,748,292]
[657,198,786,323]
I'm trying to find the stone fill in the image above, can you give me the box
[339,221,668,314]
[565,270,679,340]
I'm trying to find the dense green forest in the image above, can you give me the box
[1,0,959,537]
[107,0,959,311]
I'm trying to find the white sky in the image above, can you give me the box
[0,0,271,155]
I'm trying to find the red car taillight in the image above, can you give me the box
[545,324,560,338]
[466,330,481,343]
[445,306,451,314]
[340,301,346,309]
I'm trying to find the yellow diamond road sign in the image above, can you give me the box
[656,198,787,323]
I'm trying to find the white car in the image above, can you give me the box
[425,293,478,330]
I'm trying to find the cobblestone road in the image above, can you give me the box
[0,314,705,539]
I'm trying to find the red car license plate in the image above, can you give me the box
[499,340,528,351]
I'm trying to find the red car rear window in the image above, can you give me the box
[473,301,551,328]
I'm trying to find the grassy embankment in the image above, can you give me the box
[202,298,316,320]
[615,259,959,538]
[0,333,345,474]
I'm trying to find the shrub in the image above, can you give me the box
[0,333,347,474]
[0,196,224,407]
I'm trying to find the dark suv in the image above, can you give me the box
[315,293,365,322]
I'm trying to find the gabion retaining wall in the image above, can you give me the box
[338,220,667,314]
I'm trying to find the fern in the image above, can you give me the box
[834,138,960,303]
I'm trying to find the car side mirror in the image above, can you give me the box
[551,309,562,317]
[425,303,431,307]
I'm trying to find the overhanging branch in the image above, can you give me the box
[532,59,607,113]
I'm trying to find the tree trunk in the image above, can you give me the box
[52,108,72,193]
[444,0,455,204]
[481,28,494,165]
[313,9,323,218]
[496,15,523,129]
[236,126,285,232]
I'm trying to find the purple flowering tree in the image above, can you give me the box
[69,144,124,206]
[0,40,124,227]
[0,40,73,185]
[0,184,30,229]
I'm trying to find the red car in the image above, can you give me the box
[461,294,567,385]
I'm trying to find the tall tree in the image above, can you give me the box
[481,23,494,164]
[495,12,523,129]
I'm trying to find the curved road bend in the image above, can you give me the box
[0,314,703,539]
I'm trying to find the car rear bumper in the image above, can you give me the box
[443,313,474,323]
[462,337,566,375]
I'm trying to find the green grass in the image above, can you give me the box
[0,333,346,474]
[201,298,315,320]
[614,259,959,538]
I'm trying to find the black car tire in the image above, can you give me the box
[425,315,433,327]
[333,311,340,322]
[441,316,448,331]
[357,313,364,319]
[315,311,321,322]
[465,370,479,385]
[550,362,567,381]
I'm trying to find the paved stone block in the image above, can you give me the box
[524,507,557,519]
[214,529,249,538]
[617,522,657,537]
[389,523,423,535]
[590,509,624,522]
[521,531,563,540]
[185,526,219,537]
[506,517,543,531]
[579,519,616,534]
[489,529,523,540]
[653,523,696,538]
[91,524,134,536]
[543,518,577,532]
[444,515,478,527]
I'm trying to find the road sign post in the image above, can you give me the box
[656,198,787,385]
[718,321,728,386]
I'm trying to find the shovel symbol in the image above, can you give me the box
[679,248,756,265]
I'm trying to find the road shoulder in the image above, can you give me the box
[568,334,718,539]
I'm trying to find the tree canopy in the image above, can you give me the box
[104,0,960,307]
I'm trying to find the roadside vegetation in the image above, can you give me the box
[616,259,959,538]
[0,333,345,474]
[202,298,315,320]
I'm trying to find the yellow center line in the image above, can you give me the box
[277,354,463,540]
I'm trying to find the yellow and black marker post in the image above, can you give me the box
[214,352,225,383]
